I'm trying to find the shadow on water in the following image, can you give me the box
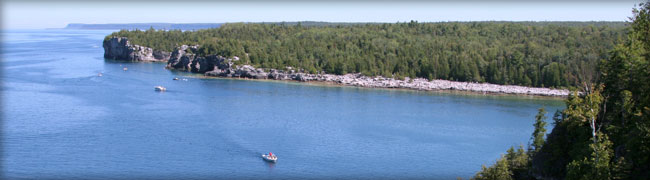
[263,160,276,170]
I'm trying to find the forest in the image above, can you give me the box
[474,3,650,180]
[106,21,626,88]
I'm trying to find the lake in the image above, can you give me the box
[1,29,564,179]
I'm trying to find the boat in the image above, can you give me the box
[97,73,103,77]
[154,86,166,91]
[262,153,277,163]
[123,67,128,71]
[173,77,179,80]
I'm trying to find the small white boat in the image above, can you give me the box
[154,86,166,91]
[123,67,128,71]
[173,77,179,80]
[262,153,277,163]
[97,73,103,77]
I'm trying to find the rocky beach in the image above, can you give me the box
[104,37,570,97]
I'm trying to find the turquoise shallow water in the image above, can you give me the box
[1,29,564,179]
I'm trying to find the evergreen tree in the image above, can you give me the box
[473,156,513,180]
[479,3,650,179]
[529,108,547,155]
[565,132,613,180]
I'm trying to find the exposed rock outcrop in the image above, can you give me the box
[164,45,242,76]
[163,46,269,79]
[103,37,170,61]
[235,65,268,79]
[166,45,198,71]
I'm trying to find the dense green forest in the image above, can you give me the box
[474,3,650,180]
[106,21,626,88]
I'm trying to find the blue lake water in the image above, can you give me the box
[1,29,564,179]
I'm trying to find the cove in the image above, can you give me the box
[2,29,564,179]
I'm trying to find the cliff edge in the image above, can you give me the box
[103,37,171,62]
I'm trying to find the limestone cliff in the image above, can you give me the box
[103,37,170,62]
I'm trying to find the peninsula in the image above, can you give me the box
[103,21,627,96]
[104,36,572,96]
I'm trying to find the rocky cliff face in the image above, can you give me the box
[164,45,269,79]
[103,37,170,62]
[104,37,267,79]
[165,45,198,71]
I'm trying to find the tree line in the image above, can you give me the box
[473,3,650,179]
[106,21,626,88]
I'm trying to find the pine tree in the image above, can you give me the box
[566,132,613,180]
[530,108,547,155]
[473,156,513,180]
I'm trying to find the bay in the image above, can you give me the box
[1,29,564,179]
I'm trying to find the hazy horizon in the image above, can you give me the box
[2,1,643,30]
[65,20,630,24]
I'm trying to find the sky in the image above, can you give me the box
[2,0,645,29]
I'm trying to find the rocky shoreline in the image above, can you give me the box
[103,37,570,97]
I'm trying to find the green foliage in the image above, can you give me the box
[530,108,547,155]
[552,109,563,125]
[565,133,613,180]
[598,3,650,178]
[474,145,530,180]
[105,21,626,88]
[473,156,514,180]
[479,3,650,179]
[507,145,531,179]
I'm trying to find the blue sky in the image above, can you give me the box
[2,1,644,29]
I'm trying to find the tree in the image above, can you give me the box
[473,156,513,180]
[530,107,547,155]
[506,145,530,180]
[565,132,613,180]
[552,109,563,125]
[476,3,650,179]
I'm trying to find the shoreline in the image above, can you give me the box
[114,61,570,98]
[185,71,569,99]
[202,67,571,97]
[103,37,570,97]
[302,79,568,99]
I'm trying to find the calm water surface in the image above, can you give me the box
[1,30,564,179]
